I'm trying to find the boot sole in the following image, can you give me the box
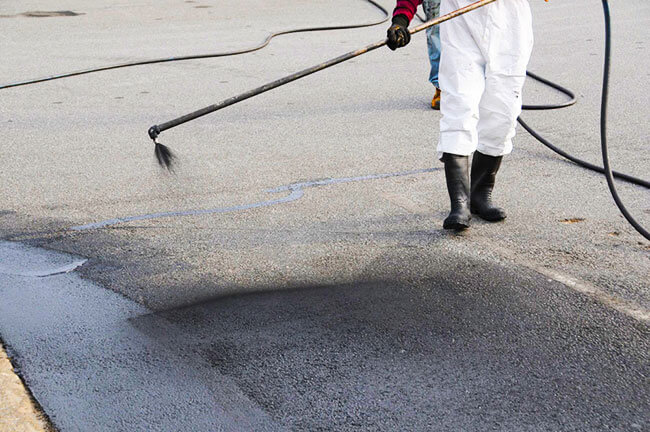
[443,223,469,231]
[470,210,506,222]
[443,219,471,230]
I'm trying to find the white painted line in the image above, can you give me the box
[471,244,650,324]
[535,266,650,323]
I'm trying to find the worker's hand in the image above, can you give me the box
[387,15,411,50]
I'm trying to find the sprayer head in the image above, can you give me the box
[149,125,175,171]
[154,141,175,170]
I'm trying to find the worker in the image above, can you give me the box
[388,1,442,109]
[387,0,534,230]
[423,0,442,109]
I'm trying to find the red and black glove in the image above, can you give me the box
[386,14,411,51]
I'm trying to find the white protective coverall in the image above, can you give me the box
[437,0,534,159]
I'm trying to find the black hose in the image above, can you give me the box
[0,0,389,90]
[519,73,650,189]
[597,0,649,240]
[522,70,577,110]
[515,1,648,240]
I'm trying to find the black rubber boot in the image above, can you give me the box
[442,153,471,230]
[470,151,507,221]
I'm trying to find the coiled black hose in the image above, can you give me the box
[519,72,649,190]
[519,1,648,239]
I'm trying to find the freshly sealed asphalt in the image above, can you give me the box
[1,241,647,431]
[1,0,648,431]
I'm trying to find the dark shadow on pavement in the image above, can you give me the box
[129,254,649,432]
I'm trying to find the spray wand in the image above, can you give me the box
[148,0,498,169]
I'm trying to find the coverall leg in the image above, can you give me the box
[437,0,534,159]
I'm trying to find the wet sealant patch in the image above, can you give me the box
[0,242,280,431]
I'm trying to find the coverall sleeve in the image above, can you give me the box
[393,0,423,23]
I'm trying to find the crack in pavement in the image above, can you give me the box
[70,167,439,231]
[0,241,88,278]
[0,259,88,278]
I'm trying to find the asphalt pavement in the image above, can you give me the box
[1,0,648,430]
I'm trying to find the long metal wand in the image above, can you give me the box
[149,0,498,169]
